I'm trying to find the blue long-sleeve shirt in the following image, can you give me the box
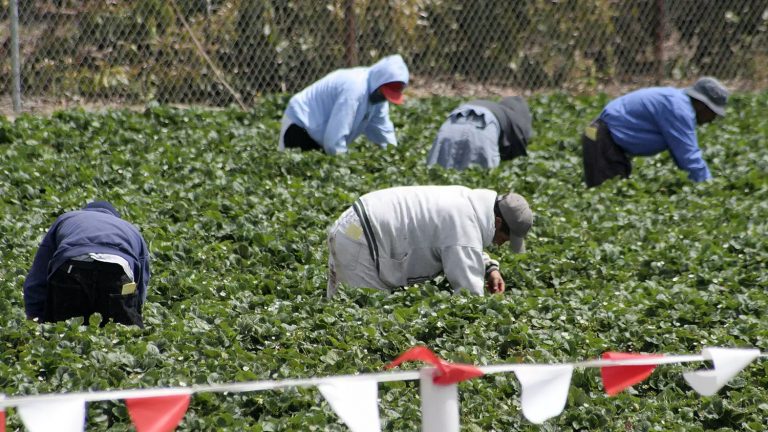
[282,54,410,155]
[599,87,711,182]
[23,208,151,319]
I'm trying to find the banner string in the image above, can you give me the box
[0,350,764,409]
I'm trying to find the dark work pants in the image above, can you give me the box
[46,260,144,328]
[283,124,324,152]
[582,119,632,188]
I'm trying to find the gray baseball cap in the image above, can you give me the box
[497,192,533,253]
[684,76,729,117]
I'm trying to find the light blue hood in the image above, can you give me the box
[367,54,409,94]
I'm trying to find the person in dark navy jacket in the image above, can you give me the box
[23,201,150,327]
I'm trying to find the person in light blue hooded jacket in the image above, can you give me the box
[278,54,409,155]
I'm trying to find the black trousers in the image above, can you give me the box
[46,260,144,328]
[283,124,324,152]
[582,119,632,188]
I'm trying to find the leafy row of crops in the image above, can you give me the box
[0,92,766,431]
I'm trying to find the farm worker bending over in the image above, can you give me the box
[23,201,150,328]
[427,96,533,170]
[582,76,729,187]
[278,54,409,155]
[326,186,533,298]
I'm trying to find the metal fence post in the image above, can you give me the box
[9,0,22,113]
[344,0,358,67]
[655,0,665,85]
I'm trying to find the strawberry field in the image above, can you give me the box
[0,92,766,431]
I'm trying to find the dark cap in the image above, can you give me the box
[497,192,533,253]
[684,77,729,117]
[83,201,121,218]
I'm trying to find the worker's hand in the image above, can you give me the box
[486,269,505,294]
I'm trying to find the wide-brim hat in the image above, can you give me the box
[684,76,729,117]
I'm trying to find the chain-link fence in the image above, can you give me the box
[2,0,767,112]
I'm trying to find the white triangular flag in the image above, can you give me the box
[18,397,86,432]
[419,368,459,432]
[318,378,381,432]
[683,347,760,396]
[514,364,573,424]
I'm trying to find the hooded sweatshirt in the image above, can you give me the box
[282,54,409,155]
[427,104,502,169]
[355,186,496,295]
[427,97,532,170]
[469,96,532,159]
[23,205,151,319]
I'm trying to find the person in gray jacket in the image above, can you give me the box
[426,96,532,170]
[326,185,533,297]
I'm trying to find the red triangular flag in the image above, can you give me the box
[433,362,485,385]
[385,346,442,370]
[126,394,191,432]
[385,346,484,385]
[1,409,5,432]
[600,352,664,396]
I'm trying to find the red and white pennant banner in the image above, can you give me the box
[0,389,193,432]
[382,346,763,428]
[385,346,484,432]
[0,346,763,431]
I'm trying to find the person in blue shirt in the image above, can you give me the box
[582,76,729,187]
[426,96,532,170]
[23,201,150,327]
[278,54,409,155]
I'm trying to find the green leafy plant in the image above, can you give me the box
[0,92,766,430]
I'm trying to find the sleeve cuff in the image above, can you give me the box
[485,261,500,278]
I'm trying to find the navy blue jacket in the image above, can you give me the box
[23,207,151,319]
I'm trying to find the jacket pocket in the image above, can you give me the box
[332,230,365,272]
[108,291,144,327]
[378,253,409,288]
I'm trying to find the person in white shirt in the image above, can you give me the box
[326,186,532,297]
